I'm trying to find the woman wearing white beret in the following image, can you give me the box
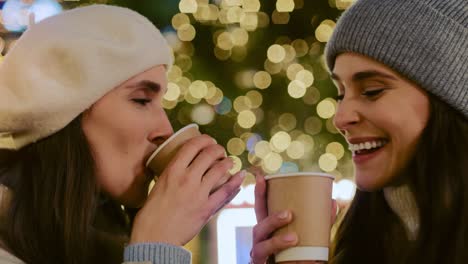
[0,5,245,264]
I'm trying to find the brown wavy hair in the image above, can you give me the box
[330,95,468,264]
[0,115,132,263]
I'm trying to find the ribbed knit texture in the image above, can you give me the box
[123,243,191,264]
[325,0,467,118]
[383,185,420,241]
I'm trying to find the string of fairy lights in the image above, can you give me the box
[0,0,357,192]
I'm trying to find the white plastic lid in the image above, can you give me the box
[265,172,334,181]
[276,246,329,262]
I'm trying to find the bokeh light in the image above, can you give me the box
[317,98,336,119]
[237,110,256,128]
[270,131,291,152]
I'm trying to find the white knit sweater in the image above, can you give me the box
[383,185,420,241]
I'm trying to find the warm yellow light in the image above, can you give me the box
[227,6,242,23]
[272,10,290,24]
[267,44,286,63]
[297,134,315,153]
[278,113,297,131]
[242,0,260,12]
[206,88,224,105]
[326,118,340,134]
[217,31,234,50]
[287,140,305,159]
[309,42,321,57]
[191,103,215,125]
[227,138,246,156]
[176,54,193,71]
[231,27,249,46]
[253,71,272,89]
[270,131,291,152]
[185,92,202,104]
[164,82,181,101]
[319,153,338,172]
[189,80,208,99]
[286,63,304,80]
[282,44,296,63]
[292,39,309,57]
[246,90,263,108]
[276,0,295,12]
[288,80,307,98]
[204,81,217,99]
[295,69,314,87]
[254,140,271,159]
[336,0,356,10]
[172,13,190,29]
[240,12,258,31]
[177,24,196,41]
[238,110,256,128]
[179,0,198,13]
[295,0,304,9]
[304,116,322,135]
[214,46,232,60]
[218,9,229,24]
[235,70,255,88]
[248,151,262,165]
[264,59,282,75]
[233,96,252,113]
[177,77,191,95]
[315,19,336,42]
[225,0,242,6]
[194,4,211,21]
[167,65,183,82]
[326,142,345,160]
[229,155,243,175]
[257,12,270,28]
[263,152,283,173]
[162,98,178,110]
[208,4,220,20]
[303,86,321,105]
[317,99,336,119]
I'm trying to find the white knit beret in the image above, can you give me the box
[0,4,173,150]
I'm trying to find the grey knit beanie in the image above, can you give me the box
[325,0,467,118]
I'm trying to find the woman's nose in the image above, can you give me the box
[333,99,360,133]
[148,110,174,146]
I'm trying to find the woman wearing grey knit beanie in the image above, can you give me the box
[251,0,467,264]
[0,5,245,264]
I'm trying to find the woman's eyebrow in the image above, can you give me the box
[331,70,397,82]
[126,80,161,93]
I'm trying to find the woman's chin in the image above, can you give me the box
[355,175,388,192]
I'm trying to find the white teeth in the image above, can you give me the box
[365,142,371,149]
[348,140,387,152]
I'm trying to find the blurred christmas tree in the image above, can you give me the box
[112,0,355,179]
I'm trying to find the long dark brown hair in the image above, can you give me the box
[331,95,468,264]
[0,115,132,263]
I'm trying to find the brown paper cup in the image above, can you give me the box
[265,172,334,262]
[145,123,231,191]
[146,123,201,177]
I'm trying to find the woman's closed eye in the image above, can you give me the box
[362,88,385,98]
[132,98,152,106]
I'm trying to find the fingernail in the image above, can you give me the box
[278,210,289,220]
[283,233,296,242]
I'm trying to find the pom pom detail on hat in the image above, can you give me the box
[0,5,174,150]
